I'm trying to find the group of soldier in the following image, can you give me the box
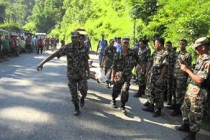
[37,30,210,140]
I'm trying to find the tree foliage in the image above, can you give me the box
[0,0,210,53]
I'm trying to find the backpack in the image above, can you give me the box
[38,40,43,46]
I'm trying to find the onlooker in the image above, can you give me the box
[10,35,17,56]
[0,35,3,61]
[115,37,122,52]
[25,35,32,53]
[37,37,44,54]
[97,34,108,66]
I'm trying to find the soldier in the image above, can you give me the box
[165,41,176,107]
[175,37,210,140]
[171,39,192,116]
[110,38,137,114]
[133,40,151,97]
[142,38,168,117]
[102,39,117,88]
[37,31,90,116]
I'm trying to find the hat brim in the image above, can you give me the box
[192,43,202,49]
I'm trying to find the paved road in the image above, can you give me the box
[0,51,209,140]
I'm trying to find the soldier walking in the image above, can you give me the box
[102,39,117,88]
[175,37,210,140]
[110,38,137,114]
[171,39,192,116]
[37,31,90,116]
[142,38,168,117]
[133,40,151,97]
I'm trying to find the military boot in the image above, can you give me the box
[170,104,182,116]
[74,103,80,116]
[133,85,145,98]
[144,101,150,107]
[183,132,196,140]
[142,104,154,112]
[120,103,126,114]
[153,108,161,117]
[111,99,117,108]
[175,123,190,132]
[80,97,85,108]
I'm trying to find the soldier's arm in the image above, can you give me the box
[37,51,59,71]
[159,65,168,80]
[146,61,152,75]
[86,60,90,78]
[180,63,205,84]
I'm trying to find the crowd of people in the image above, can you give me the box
[35,30,210,140]
[0,33,60,62]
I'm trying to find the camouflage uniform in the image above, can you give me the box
[147,50,169,110]
[136,47,151,94]
[112,49,137,106]
[174,51,191,106]
[166,49,176,105]
[56,43,89,104]
[181,54,210,132]
[103,46,117,79]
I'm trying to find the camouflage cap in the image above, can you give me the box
[71,31,80,37]
[122,37,130,43]
[192,37,209,49]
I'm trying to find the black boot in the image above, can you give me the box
[74,103,80,116]
[80,97,85,108]
[166,103,175,110]
[170,104,182,116]
[111,99,117,108]
[120,103,126,114]
[144,101,150,107]
[133,85,142,97]
[133,85,145,98]
[142,104,154,112]
[153,108,161,117]
[175,123,190,132]
[183,132,196,140]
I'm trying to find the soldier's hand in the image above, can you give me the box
[155,78,163,87]
[180,63,188,72]
[37,64,43,71]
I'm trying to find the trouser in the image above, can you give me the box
[68,78,88,104]
[174,77,188,105]
[105,67,112,79]
[166,76,176,104]
[112,74,132,106]
[147,80,165,110]
[37,46,43,54]
[181,84,206,132]
[98,53,103,66]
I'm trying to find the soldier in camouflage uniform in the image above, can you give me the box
[37,31,90,116]
[110,38,137,114]
[133,40,151,97]
[171,39,192,116]
[142,38,168,117]
[175,37,210,140]
[165,41,176,107]
[102,39,117,87]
